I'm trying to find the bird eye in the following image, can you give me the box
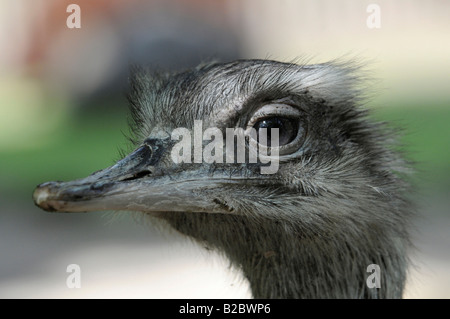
[253,117,298,147]
[245,103,306,156]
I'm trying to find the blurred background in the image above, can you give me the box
[0,0,449,298]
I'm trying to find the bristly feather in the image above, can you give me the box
[123,59,413,298]
[125,59,367,143]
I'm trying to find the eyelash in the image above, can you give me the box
[247,104,301,128]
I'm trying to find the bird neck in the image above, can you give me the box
[164,212,407,298]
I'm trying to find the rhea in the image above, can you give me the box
[33,59,412,298]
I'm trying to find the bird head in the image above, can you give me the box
[33,59,412,298]
[33,59,406,224]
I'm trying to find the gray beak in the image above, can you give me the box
[32,140,232,214]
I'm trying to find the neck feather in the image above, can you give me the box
[162,212,408,298]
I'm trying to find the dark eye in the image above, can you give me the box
[253,117,299,147]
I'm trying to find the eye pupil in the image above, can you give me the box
[253,117,298,147]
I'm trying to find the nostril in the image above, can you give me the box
[143,138,160,146]
[142,139,166,166]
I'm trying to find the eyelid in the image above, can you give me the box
[248,104,301,127]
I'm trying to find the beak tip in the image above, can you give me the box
[33,183,58,212]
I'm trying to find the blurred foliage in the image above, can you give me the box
[0,100,130,198]
[372,103,450,191]
[0,101,449,198]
